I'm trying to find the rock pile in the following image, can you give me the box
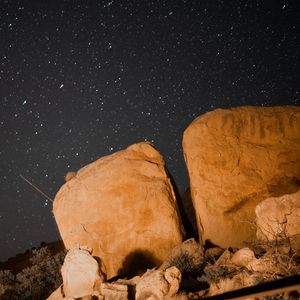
[47,239,204,300]
[201,243,300,298]
[47,106,299,299]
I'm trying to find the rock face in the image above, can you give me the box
[183,106,300,248]
[255,190,300,252]
[53,142,184,279]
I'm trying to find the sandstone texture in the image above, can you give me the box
[135,266,182,300]
[231,247,256,268]
[61,248,104,298]
[100,283,128,300]
[183,106,300,248]
[207,272,257,297]
[255,190,300,252]
[53,142,184,279]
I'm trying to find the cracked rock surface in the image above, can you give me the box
[183,106,300,248]
[61,248,104,299]
[255,190,300,253]
[53,142,184,279]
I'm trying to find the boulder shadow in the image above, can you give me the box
[167,169,198,239]
[117,249,158,278]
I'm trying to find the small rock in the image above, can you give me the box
[246,256,277,273]
[100,282,128,300]
[207,272,258,297]
[255,191,300,253]
[116,276,141,286]
[135,266,181,300]
[231,248,256,268]
[213,249,232,268]
[65,171,77,182]
[61,248,105,298]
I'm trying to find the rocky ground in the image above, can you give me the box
[1,237,299,299]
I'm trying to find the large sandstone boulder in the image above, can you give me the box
[183,106,300,248]
[53,142,184,279]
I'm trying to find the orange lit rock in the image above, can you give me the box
[135,266,181,300]
[183,106,300,248]
[255,190,300,252]
[100,282,128,299]
[61,248,104,298]
[53,142,184,279]
[231,248,256,268]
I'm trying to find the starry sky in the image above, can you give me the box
[0,0,299,262]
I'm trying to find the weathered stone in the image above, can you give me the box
[183,106,300,248]
[212,249,232,268]
[61,248,104,298]
[246,256,276,273]
[135,266,181,300]
[231,248,256,268]
[245,250,299,275]
[255,190,300,252]
[116,276,141,286]
[53,142,184,279]
[100,282,128,300]
[207,272,258,298]
[203,249,237,286]
[80,296,102,300]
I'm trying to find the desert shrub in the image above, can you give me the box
[0,269,16,298]
[0,246,65,300]
[199,233,300,300]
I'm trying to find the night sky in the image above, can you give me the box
[0,0,299,262]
